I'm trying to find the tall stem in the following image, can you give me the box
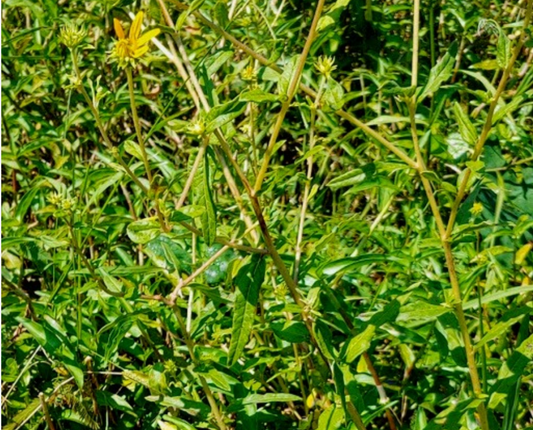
[126,67,152,183]
[411,0,420,88]
[70,50,147,193]
[126,67,169,231]
[446,0,533,237]
[253,0,327,192]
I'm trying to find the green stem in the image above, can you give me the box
[126,67,152,183]
[446,0,533,237]
[253,0,327,193]
[409,2,489,427]
[126,66,170,232]
[173,305,227,430]
[70,50,148,193]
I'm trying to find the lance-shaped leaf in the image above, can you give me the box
[228,255,266,365]
[344,325,375,363]
[419,42,457,102]
[199,152,217,246]
[453,102,478,146]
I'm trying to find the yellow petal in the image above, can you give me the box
[114,18,125,39]
[132,45,149,58]
[137,28,160,46]
[130,11,144,40]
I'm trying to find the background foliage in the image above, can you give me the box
[2,0,533,429]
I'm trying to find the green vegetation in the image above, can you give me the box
[2,0,533,429]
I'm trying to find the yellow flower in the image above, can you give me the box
[112,12,160,68]
[470,202,483,217]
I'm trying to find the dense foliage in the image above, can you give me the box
[2,0,533,429]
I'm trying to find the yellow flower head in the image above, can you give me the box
[112,12,160,68]
[470,202,484,217]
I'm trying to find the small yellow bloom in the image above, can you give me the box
[112,12,160,68]
[470,202,483,217]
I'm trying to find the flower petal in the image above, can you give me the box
[136,28,160,46]
[132,45,149,58]
[114,18,125,39]
[129,11,144,40]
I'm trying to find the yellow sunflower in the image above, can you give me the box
[112,12,160,68]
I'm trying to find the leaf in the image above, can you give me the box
[447,132,471,159]
[463,285,533,310]
[127,218,161,244]
[124,140,144,160]
[242,393,302,404]
[475,315,526,351]
[271,320,310,343]
[228,255,266,365]
[206,50,233,76]
[515,243,532,265]
[2,398,41,430]
[322,254,410,277]
[200,152,217,246]
[492,96,524,124]
[205,99,246,133]
[278,55,299,96]
[95,391,135,413]
[97,267,124,294]
[497,29,511,69]
[317,404,344,430]
[344,325,375,363]
[419,43,457,101]
[397,302,451,322]
[239,89,280,104]
[453,102,478,146]
[15,186,40,221]
[314,320,336,360]
[15,317,61,354]
[145,396,210,416]
[323,78,344,110]
[488,333,533,409]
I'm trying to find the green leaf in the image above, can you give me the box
[323,78,344,110]
[317,404,344,430]
[205,99,246,133]
[124,140,144,160]
[242,393,302,404]
[278,55,299,96]
[228,255,266,365]
[397,302,451,322]
[271,320,310,343]
[453,102,478,146]
[497,29,511,69]
[97,267,124,294]
[489,333,533,409]
[314,320,336,360]
[475,314,526,351]
[419,43,457,101]
[344,325,375,363]
[3,399,41,430]
[201,153,217,246]
[15,317,61,354]
[239,89,280,104]
[127,218,161,244]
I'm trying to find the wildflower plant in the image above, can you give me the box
[2,1,533,430]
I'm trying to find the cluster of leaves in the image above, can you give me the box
[2,0,533,429]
